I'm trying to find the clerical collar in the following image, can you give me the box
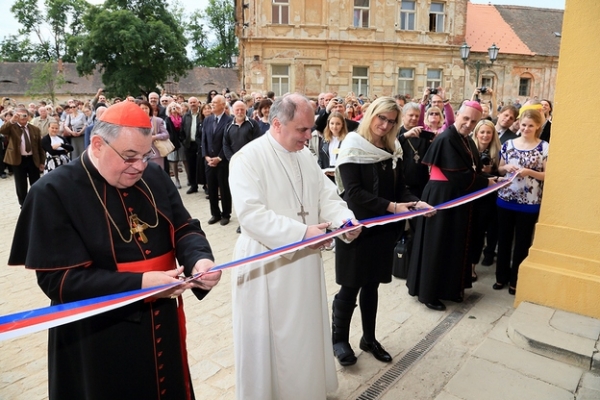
[268,132,299,154]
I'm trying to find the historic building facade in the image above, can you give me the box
[235,0,563,106]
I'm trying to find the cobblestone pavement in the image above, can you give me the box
[0,168,517,399]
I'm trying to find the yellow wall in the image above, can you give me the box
[516,0,600,318]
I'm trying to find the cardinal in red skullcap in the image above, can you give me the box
[8,94,221,398]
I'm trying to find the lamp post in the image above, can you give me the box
[460,42,500,88]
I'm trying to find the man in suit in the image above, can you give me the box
[1,107,45,206]
[495,105,519,144]
[181,97,205,194]
[201,95,233,226]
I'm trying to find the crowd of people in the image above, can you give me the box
[2,86,550,399]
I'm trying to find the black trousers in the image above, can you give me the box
[12,156,41,206]
[185,142,199,189]
[470,193,499,264]
[495,206,539,288]
[205,160,232,218]
[336,283,380,342]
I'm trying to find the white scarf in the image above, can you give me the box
[334,131,403,194]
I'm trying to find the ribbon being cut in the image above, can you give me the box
[0,175,514,342]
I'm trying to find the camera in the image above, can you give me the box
[334,97,344,104]
[480,153,492,166]
[428,88,438,95]
[478,87,488,94]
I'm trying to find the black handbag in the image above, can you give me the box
[392,230,412,279]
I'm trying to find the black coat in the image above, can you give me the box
[406,125,489,303]
[8,154,214,399]
[335,156,418,287]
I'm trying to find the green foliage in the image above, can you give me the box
[72,0,192,97]
[25,62,66,104]
[0,0,88,62]
[188,0,237,67]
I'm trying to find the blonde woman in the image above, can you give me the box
[422,106,445,134]
[470,120,502,281]
[332,97,433,366]
[494,108,549,295]
[165,102,187,188]
[318,112,348,181]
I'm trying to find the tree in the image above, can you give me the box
[0,0,88,62]
[72,0,192,97]
[188,0,237,67]
[25,62,66,104]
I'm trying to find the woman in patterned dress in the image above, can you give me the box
[494,108,549,295]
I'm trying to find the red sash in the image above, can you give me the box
[430,165,449,181]
[116,250,176,273]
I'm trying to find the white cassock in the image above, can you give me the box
[229,133,355,400]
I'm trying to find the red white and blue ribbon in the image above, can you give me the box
[0,175,515,342]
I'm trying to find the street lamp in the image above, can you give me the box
[460,42,500,88]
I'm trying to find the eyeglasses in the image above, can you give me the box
[161,100,169,104]
[429,112,440,116]
[376,114,397,126]
[102,137,156,164]
[225,96,231,99]
[17,113,28,118]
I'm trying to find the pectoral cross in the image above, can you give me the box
[130,214,149,243]
[297,205,309,224]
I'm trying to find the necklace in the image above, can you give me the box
[406,137,420,163]
[459,135,477,171]
[81,152,159,243]
[268,139,309,223]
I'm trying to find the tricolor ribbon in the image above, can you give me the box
[0,175,515,342]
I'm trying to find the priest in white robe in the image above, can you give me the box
[229,93,361,400]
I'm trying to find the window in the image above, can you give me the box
[352,67,369,97]
[481,77,493,90]
[272,0,289,25]
[426,69,442,89]
[272,65,290,96]
[429,2,445,32]
[400,1,416,31]
[519,77,531,97]
[353,0,369,28]
[397,68,414,97]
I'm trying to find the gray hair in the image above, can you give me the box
[402,102,420,114]
[91,121,151,141]
[269,93,311,125]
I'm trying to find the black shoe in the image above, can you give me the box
[448,296,463,303]
[471,272,478,282]
[236,226,241,234]
[208,216,221,225]
[203,186,209,195]
[220,218,230,226]
[0,173,7,179]
[359,338,392,362]
[481,255,494,266]
[205,195,210,200]
[492,283,505,290]
[186,187,198,194]
[424,299,446,311]
[508,287,516,295]
[333,342,357,366]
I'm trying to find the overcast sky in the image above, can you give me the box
[1,0,565,47]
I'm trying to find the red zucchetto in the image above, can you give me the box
[99,100,152,129]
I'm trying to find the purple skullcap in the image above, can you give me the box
[463,100,483,113]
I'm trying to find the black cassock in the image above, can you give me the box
[406,125,489,304]
[9,152,214,400]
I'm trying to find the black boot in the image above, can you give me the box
[332,296,357,366]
